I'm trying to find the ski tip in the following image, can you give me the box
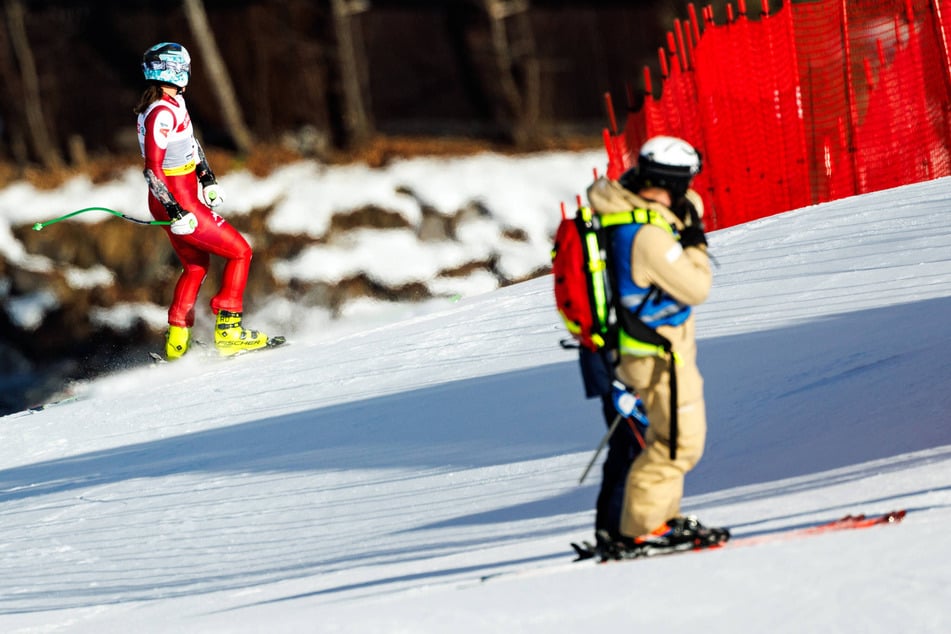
[267,335,287,347]
[882,509,907,523]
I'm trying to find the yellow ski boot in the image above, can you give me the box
[214,310,269,356]
[165,325,191,360]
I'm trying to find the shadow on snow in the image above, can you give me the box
[2,297,949,505]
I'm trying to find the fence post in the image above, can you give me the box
[840,0,862,195]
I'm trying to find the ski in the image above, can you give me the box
[477,510,906,585]
[573,532,729,560]
[149,336,287,363]
[731,509,906,549]
[7,394,84,418]
[227,335,287,358]
[28,395,82,412]
[572,509,906,563]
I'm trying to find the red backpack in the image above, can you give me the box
[551,206,616,351]
[553,203,687,460]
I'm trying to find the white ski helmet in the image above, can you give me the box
[142,42,191,88]
[620,136,701,199]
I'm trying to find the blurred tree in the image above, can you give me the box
[329,0,373,147]
[0,0,739,166]
[3,0,62,168]
[484,0,542,146]
[183,0,253,154]
[0,8,26,164]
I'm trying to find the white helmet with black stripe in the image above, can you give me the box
[620,136,702,201]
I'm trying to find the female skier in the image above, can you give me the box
[134,42,269,359]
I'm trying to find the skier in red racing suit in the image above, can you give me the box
[134,42,269,359]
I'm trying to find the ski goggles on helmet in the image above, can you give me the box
[145,58,190,74]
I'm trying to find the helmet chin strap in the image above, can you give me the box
[157,82,185,96]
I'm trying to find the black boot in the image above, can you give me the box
[598,517,730,560]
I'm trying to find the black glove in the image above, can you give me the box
[679,224,707,248]
[164,201,197,235]
[677,196,707,248]
[197,169,216,189]
[164,200,187,221]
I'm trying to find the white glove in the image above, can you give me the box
[170,212,198,235]
[202,183,224,208]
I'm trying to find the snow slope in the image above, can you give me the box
[1,176,950,633]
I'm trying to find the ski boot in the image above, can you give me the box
[598,516,730,560]
[165,325,191,360]
[214,310,269,356]
[649,516,730,550]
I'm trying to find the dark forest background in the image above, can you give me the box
[0,0,781,414]
[0,0,778,176]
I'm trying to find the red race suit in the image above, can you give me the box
[137,93,251,327]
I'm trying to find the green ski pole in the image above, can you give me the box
[32,207,171,231]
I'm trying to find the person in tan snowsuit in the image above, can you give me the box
[587,136,728,555]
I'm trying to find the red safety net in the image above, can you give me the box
[603,0,951,230]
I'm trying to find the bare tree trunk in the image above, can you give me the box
[0,12,18,164]
[182,0,253,154]
[483,0,541,147]
[4,0,62,168]
[248,2,273,139]
[279,1,332,158]
[329,0,372,148]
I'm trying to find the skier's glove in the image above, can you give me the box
[678,196,707,248]
[201,182,224,208]
[169,210,198,235]
[611,380,641,419]
[679,224,707,248]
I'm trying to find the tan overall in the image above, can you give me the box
[587,178,713,537]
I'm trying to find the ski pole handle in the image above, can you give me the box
[32,207,172,231]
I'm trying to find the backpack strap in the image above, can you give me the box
[616,308,679,460]
[600,208,675,235]
[601,207,681,461]
[576,207,612,349]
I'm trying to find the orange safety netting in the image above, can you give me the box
[602,0,951,230]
